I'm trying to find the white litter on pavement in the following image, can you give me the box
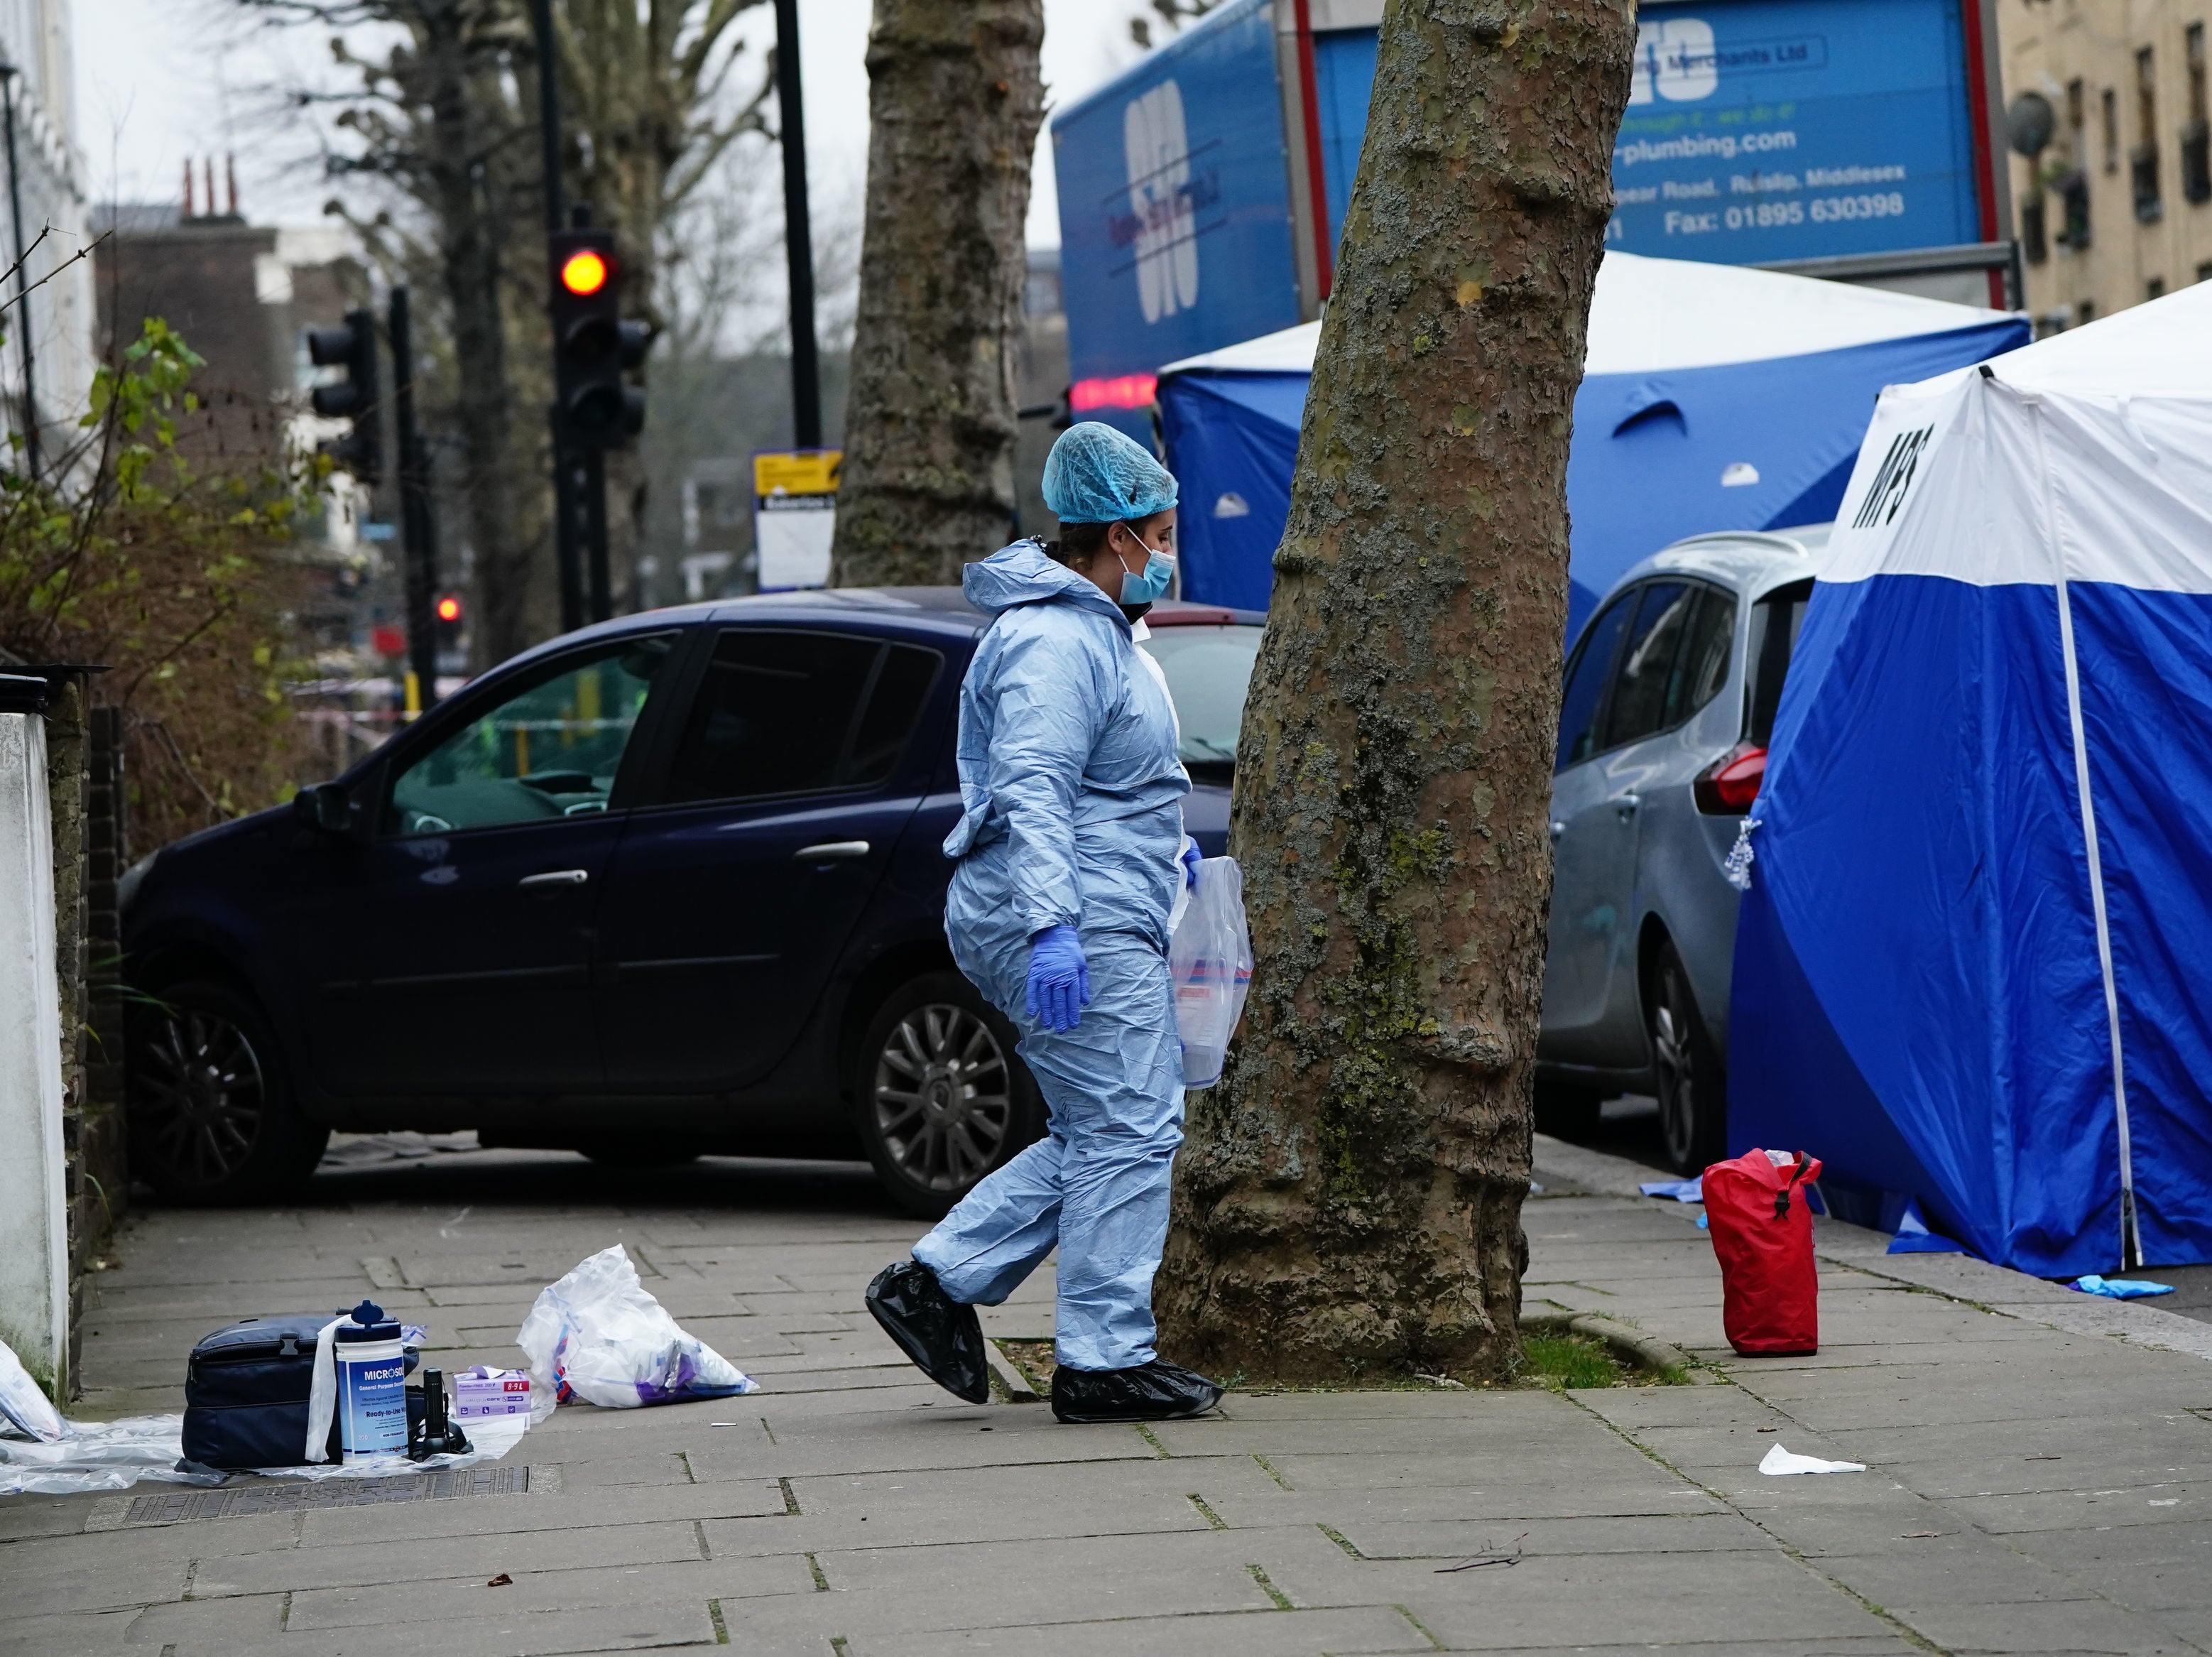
[0,1335,65,1443]
[1759,1443,1866,1476]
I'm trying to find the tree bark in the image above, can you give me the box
[828,0,1043,588]
[1156,0,1633,1384]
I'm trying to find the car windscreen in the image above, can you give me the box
[1138,624,1263,785]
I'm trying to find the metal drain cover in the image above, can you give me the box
[119,1465,531,1526]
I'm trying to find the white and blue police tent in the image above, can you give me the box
[1731,281,2212,1278]
[1155,252,2027,629]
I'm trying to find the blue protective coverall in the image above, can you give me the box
[912,539,1192,1372]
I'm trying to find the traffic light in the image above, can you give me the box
[548,229,648,446]
[305,308,382,484]
[434,593,464,651]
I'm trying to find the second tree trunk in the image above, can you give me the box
[829,0,1045,588]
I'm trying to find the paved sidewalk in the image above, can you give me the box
[2,1136,2209,1656]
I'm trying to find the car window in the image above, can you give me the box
[658,629,941,806]
[1138,624,1263,781]
[1602,582,1696,749]
[387,637,672,836]
[1669,587,1737,727]
[844,644,944,785]
[1557,594,1635,771]
[1747,580,1813,744]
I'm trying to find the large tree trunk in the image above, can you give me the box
[1156,0,1633,1384]
[828,0,1043,588]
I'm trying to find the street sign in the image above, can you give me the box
[753,450,841,591]
[1606,0,1987,264]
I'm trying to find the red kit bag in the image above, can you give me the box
[1704,1148,1824,1355]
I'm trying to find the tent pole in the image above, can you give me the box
[2027,396,2142,1271]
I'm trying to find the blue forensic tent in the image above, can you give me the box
[1155,252,2027,630]
[1731,283,2212,1277]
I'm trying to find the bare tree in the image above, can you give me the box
[827,0,1045,590]
[1156,0,1635,1384]
[244,0,773,659]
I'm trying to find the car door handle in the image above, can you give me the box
[518,869,590,888]
[795,840,871,862]
[1615,795,1642,819]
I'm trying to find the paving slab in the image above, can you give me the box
[6,1135,2212,1657]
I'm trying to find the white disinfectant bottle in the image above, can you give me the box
[334,1299,409,1462]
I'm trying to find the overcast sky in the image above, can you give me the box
[73,0,1150,250]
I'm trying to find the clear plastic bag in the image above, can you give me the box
[516,1244,758,1418]
[1169,855,1254,1088]
[0,1332,64,1443]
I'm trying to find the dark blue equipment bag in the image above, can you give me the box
[181,1313,420,1469]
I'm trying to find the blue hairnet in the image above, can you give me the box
[1041,422,1177,523]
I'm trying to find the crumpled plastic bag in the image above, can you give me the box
[1640,1178,1704,1202]
[1169,856,1253,1089]
[517,1245,757,1419]
[2071,1273,2175,1299]
[1759,1443,1865,1476]
[0,1333,65,1443]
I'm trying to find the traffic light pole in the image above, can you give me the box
[388,286,440,712]
[583,448,611,622]
[532,0,587,634]
[554,446,585,633]
[775,0,822,451]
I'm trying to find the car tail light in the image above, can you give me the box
[1694,743,1767,815]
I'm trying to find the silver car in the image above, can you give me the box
[1535,526,1829,1172]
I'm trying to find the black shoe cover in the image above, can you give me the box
[865,1259,988,1404]
[1051,1359,1224,1424]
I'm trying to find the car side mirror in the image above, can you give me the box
[294,781,354,835]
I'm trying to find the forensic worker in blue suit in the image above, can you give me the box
[866,423,1225,1425]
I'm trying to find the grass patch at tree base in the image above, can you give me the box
[1516,1332,1626,1389]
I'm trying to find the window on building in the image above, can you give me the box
[2186,25,2211,204]
[2078,299,2098,325]
[2059,80,2094,249]
[2134,50,2164,219]
[2103,85,2120,171]
[2149,276,2168,299]
[2021,194,2048,263]
[2199,261,2212,283]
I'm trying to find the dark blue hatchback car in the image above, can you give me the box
[121,590,1263,1215]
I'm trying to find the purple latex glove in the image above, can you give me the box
[1025,925,1091,1032]
[1180,838,1203,890]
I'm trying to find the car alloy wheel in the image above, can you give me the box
[1653,993,1698,1170]
[136,1003,267,1188]
[1650,944,1726,1175]
[871,1003,1014,1194]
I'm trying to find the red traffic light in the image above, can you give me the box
[435,594,463,624]
[560,249,609,296]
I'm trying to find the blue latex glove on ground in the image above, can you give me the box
[1180,838,1203,891]
[2072,1273,2175,1299]
[1026,925,1091,1032]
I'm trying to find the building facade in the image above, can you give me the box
[2005,0,2212,331]
[0,0,93,472]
